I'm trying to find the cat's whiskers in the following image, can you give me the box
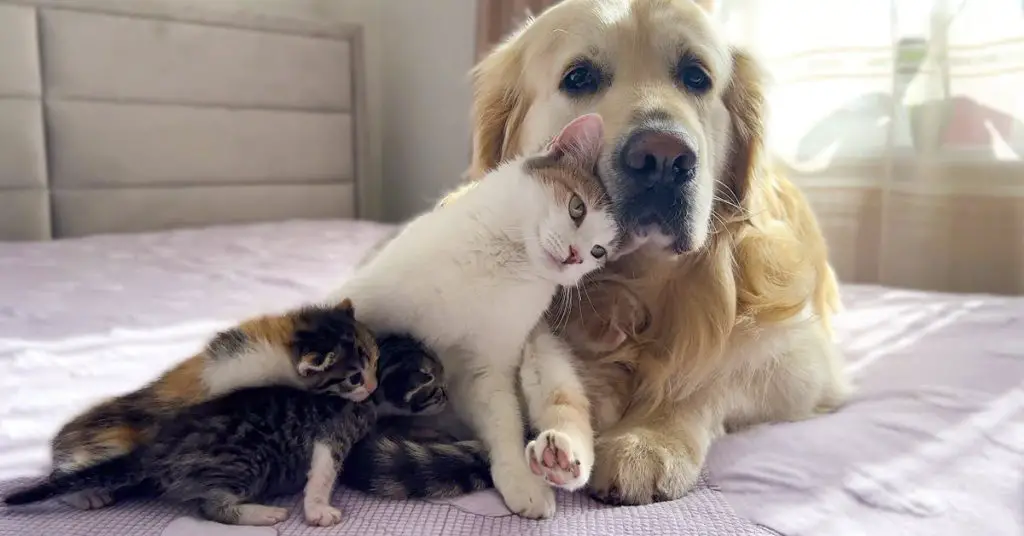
[579,280,599,326]
[568,284,584,335]
[558,285,582,335]
[550,287,571,335]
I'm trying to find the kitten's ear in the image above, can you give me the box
[297,351,337,376]
[543,114,605,171]
[336,298,355,315]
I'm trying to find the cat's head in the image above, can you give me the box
[372,334,447,417]
[522,114,619,286]
[289,299,380,402]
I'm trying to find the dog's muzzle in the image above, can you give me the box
[613,126,699,251]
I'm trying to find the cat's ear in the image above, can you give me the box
[336,298,355,315]
[548,113,604,170]
[527,114,605,173]
[297,351,337,376]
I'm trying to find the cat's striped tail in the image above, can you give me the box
[2,452,145,506]
[342,434,493,498]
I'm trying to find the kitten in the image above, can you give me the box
[2,332,448,528]
[48,299,380,510]
[326,114,617,518]
[342,335,492,499]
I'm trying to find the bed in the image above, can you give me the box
[0,1,1021,536]
[1,220,1021,536]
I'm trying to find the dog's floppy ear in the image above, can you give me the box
[468,30,532,180]
[721,48,767,212]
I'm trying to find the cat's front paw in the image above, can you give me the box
[526,429,593,491]
[492,464,556,519]
[303,500,343,527]
[235,504,290,526]
[60,489,114,510]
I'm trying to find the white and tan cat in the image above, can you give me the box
[328,114,616,518]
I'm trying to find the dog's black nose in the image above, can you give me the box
[621,129,697,186]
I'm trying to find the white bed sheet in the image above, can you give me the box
[0,220,1020,536]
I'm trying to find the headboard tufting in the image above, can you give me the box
[0,0,368,241]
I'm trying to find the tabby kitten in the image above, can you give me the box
[342,335,492,499]
[48,299,379,509]
[3,332,448,528]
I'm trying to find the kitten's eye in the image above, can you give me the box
[346,372,363,385]
[568,194,586,225]
[591,245,607,259]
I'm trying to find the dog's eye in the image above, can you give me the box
[568,194,587,224]
[591,245,607,259]
[560,61,601,96]
[677,62,711,94]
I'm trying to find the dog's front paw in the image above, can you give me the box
[526,429,593,491]
[492,463,556,519]
[589,429,701,505]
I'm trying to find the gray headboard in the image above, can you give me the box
[0,0,368,241]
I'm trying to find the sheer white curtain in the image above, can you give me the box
[716,0,1024,294]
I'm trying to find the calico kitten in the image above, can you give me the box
[325,114,616,518]
[3,333,448,528]
[48,299,379,510]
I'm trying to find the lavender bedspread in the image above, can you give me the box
[1,220,1020,536]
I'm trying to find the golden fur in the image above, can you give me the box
[447,0,849,504]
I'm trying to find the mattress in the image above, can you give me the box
[0,220,1021,536]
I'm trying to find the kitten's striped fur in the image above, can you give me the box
[343,336,492,498]
[50,299,378,476]
[4,337,452,526]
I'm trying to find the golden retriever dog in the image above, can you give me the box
[447,0,851,507]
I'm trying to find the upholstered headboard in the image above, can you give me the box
[0,0,368,241]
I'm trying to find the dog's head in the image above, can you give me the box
[470,0,765,255]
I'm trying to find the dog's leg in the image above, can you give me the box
[588,402,717,505]
[726,319,853,433]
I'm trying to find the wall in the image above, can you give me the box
[377,0,477,221]
[188,0,476,222]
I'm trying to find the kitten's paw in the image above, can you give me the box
[303,501,343,527]
[60,489,114,510]
[492,464,556,519]
[235,504,290,526]
[526,429,593,491]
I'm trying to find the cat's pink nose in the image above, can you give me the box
[563,246,582,265]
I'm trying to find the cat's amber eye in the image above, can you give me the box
[346,372,363,385]
[591,245,607,259]
[568,194,586,225]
